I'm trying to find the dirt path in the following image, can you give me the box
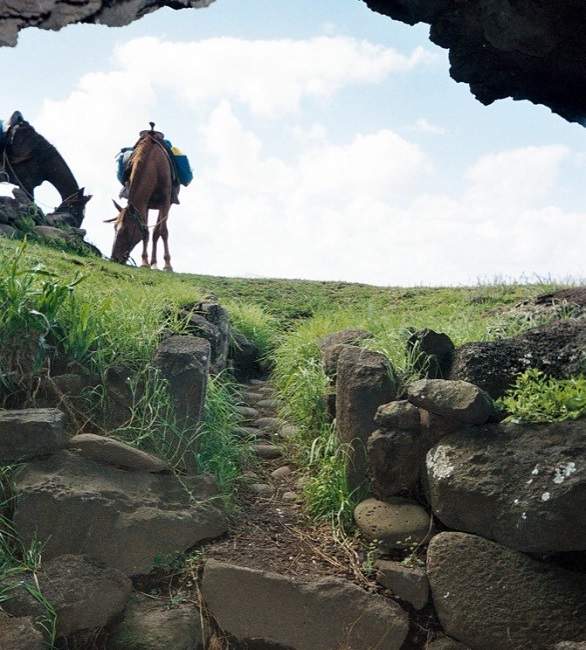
[201,378,371,586]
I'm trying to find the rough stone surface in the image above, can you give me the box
[0,408,68,463]
[336,346,397,491]
[153,335,210,444]
[181,300,230,374]
[354,497,431,550]
[426,637,471,650]
[319,329,373,379]
[0,613,44,650]
[109,594,204,650]
[1,555,131,638]
[427,532,586,649]
[13,451,227,575]
[69,433,169,472]
[425,419,586,553]
[407,379,496,425]
[555,644,586,650]
[253,443,282,460]
[271,465,292,480]
[449,319,586,397]
[0,0,215,47]
[375,560,429,610]
[363,0,586,124]
[374,400,421,432]
[202,559,409,650]
[367,429,425,497]
[407,328,455,379]
[0,223,17,238]
[254,416,281,432]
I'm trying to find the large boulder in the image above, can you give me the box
[201,559,409,650]
[425,420,586,553]
[374,560,429,610]
[1,555,131,638]
[108,594,204,650]
[153,335,210,436]
[0,613,44,650]
[0,408,69,463]
[318,329,373,380]
[13,451,227,575]
[427,532,586,649]
[336,346,397,491]
[449,319,586,397]
[407,329,455,379]
[407,379,496,425]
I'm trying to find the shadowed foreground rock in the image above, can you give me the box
[1,555,131,638]
[13,451,227,575]
[202,559,408,650]
[427,532,586,649]
[425,420,586,553]
[109,594,204,650]
[0,613,44,650]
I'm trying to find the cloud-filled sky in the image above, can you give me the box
[1,0,585,285]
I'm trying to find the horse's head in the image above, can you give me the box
[5,112,38,163]
[108,200,147,264]
[55,188,92,227]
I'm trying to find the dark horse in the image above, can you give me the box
[109,125,174,270]
[0,112,91,227]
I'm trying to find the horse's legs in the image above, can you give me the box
[151,221,161,268]
[160,207,173,272]
[140,210,150,267]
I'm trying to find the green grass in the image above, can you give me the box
[500,369,586,423]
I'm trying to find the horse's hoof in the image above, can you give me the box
[150,263,159,270]
[140,263,150,269]
[164,265,174,273]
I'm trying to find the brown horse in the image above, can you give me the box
[1,111,91,227]
[109,127,174,270]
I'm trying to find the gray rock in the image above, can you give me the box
[1,555,131,638]
[153,335,210,463]
[336,346,397,491]
[555,644,586,650]
[367,429,426,497]
[257,398,280,411]
[253,444,282,460]
[449,319,586,398]
[354,497,431,550]
[271,466,292,480]
[68,433,169,472]
[0,408,69,463]
[0,223,17,238]
[108,594,204,649]
[279,424,299,439]
[375,560,429,610]
[407,328,455,379]
[254,417,281,432]
[319,329,373,379]
[202,559,408,649]
[249,483,273,496]
[407,379,496,425]
[425,420,586,553]
[427,532,586,649]
[375,400,421,432]
[181,301,230,375]
[282,491,298,502]
[242,390,264,402]
[13,451,226,575]
[236,405,259,421]
[0,613,44,650]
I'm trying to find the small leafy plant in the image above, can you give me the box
[500,369,586,423]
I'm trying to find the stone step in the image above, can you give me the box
[257,398,281,412]
[237,406,260,421]
[253,444,283,460]
[235,426,269,439]
[242,390,264,403]
[254,417,282,433]
[201,560,409,650]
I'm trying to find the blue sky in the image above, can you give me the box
[1,0,584,284]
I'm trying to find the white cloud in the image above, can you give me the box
[411,117,447,135]
[30,35,586,285]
